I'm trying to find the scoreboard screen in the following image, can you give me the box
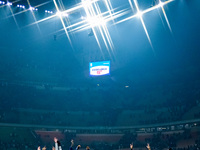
[89,61,110,76]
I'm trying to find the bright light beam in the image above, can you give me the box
[24,0,99,29]
[27,0,41,34]
[95,2,114,51]
[22,0,127,51]
[81,0,116,51]
[133,0,153,49]
[19,0,173,53]
[159,0,173,33]
[104,0,115,22]
[22,14,56,29]
[56,0,73,36]
[56,8,129,34]
[93,1,114,58]
[116,0,173,25]
[53,0,72,45]
[128,0,134,12]
[82,0,102,49]
[7,2,20,30]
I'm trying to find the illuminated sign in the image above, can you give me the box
[89,61,110,76]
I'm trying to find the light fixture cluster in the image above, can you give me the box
[1,1,13,6]
[17,4,25,9]
[7,1,12,6]
[2,0,173,52]
[1,1,52,13]
[29,6,38,11]
[0,1,5,5]
[17,4,38,11]
[55,11,69,17]
[45,10,53,14]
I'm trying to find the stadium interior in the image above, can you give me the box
[0,0,200,149]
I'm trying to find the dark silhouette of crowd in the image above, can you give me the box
[0,81,200,127]
[0,125,200,150]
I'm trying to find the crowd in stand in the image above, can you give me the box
[0,138,41,150]
[0,72,200,150]
[36,134,200,150]
[0,126,200,150]
[0,103,199,127]
[0,83,200,127]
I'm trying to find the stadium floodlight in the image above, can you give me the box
[19,5,25,8]
[136,11,143,18]
[87,16,106,27]
[29,7,34,10]
[158,1,164,7]
[0,1,5,4]
[45,10,53,14]
[56,11,63,17]
[63,13,68,17]
[81,16,85,19]
[7,2,12,6]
